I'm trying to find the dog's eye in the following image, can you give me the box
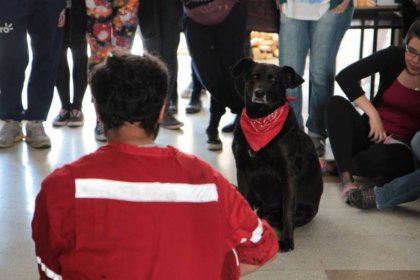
[251,73,259,80]
[269,76,277,83]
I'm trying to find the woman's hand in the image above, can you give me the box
[354,95,387,143]
[332,0,350,14]
[367,110,387,143]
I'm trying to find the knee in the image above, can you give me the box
[411,131,420,163]
[326,95,348,120]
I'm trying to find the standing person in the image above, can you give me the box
[137,0,184,130]
[32,53,278,280]
[325,19,420,202]
[183,0,247,151]
[53,0,88,128]
[85,0,140,141]
[277,0,354,156]
[0,0,66,149]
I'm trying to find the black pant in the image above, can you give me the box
[55,28,88,110]
[138,0,183,107]
[0,0,65,121]
[184,2,247,118]
[326,96,415,180]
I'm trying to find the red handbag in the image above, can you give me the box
[184,0,237,26]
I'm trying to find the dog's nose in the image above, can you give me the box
[254,89,265,98]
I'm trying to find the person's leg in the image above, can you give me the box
[138,0,183,128]
[112,0,139,50]
[70,39,88,110]
[411,131,420,164]
[325,96,372,200]
[326,96,371,174]
[55,31,71,111]
[53,30,71,127]
[26,0,65,121]
[65,39,88,127]
[85,0,113,69]
[352,143,415,181]
[215,2,246,115]
[349,169,420,209]
[24,0,65,148]
[185,3,245,114]
[138,0,182,104]
[374,170,420,209]
[186,61,203,114]
[306,7,353,138]
[279,15,310,129]
[0,0,29,121]
[0,1,29,147]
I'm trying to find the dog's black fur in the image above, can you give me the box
[231,58,323,252]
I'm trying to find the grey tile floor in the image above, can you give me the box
[0,29,419,280]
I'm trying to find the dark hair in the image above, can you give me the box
[405,16,420,45]
[90,53,168,135]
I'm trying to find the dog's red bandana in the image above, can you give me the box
[240,103,290,152]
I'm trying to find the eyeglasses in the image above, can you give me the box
[405,45,420,59]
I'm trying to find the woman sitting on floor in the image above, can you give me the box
[325,17,420,203]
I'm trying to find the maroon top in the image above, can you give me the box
[377,79,420,143]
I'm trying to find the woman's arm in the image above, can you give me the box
[336,46,401,102]
[353,95,387,143]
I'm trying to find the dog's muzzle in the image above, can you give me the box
[252,89,268,104]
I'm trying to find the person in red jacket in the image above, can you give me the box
[32,52,278,280]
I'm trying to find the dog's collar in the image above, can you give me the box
[240,103,290,152]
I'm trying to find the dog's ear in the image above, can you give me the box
[232,57,255,77]
[282,66,304,89]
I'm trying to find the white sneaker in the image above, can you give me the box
[67,109,84,127]
[94,121,107,142]
[0,120,24,148]
[180,85,192,99]
[25,121,51,149]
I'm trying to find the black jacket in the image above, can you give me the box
[336,46,406,108]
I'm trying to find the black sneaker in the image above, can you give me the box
[221,115,239,133]
[186,97,202,114]
[206,129,223,151]
[52,109,70,127]
[67,109,84,127]
[167,99,178,114]
[160,112,183,130]
[348,188,377,209]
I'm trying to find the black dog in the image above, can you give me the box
[231,58,323,252]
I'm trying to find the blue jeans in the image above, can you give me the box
[279,7,353,137]
[375,131,420,209]
[375,169,420,209]
[411,131,420,165]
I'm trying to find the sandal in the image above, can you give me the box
[319,159,338,176]
[341,182,361,203]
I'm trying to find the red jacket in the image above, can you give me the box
[32,143,278,280]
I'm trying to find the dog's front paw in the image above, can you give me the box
[279,239,294,252]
